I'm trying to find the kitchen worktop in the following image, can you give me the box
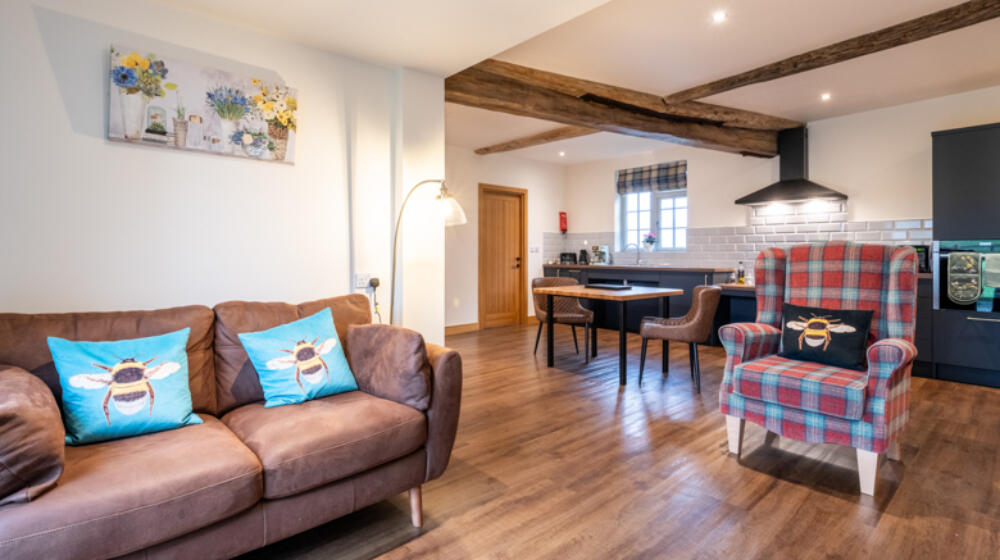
[543,264,735,273]
[719,282,755,291]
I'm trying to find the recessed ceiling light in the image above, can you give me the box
[558,151,566,157]
[712,10,727,23]
[820,92,832,101]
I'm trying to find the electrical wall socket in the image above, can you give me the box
[354,273,371,289]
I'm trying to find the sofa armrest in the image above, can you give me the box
[347,324,432,410]
[718,322,781,366]
[0,365,65,505]
[866,338,917,398]
[424,343,462,482]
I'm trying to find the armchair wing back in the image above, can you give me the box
[719,243,918,474]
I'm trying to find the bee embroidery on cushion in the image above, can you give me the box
[266,337,338,392]
[69,357,181,426]
[785,315,857,351]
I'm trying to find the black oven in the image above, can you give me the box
[933,240,1000,312]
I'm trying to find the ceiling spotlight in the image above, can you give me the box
[558,151,566,157]
[712,10,727,23]
[820,92,832,101]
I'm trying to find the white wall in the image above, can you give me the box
[444,145,566,326]
[0,0,446,341]
[562,82,1000,232]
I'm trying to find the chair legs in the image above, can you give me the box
[533,322,542,355]
[726,415,745,457]
[571,325,579,354]
[886,439,901,461]
[584,323,590,364]
[857,449,880,496]
[639,337,648,385]
[690,343,701,393]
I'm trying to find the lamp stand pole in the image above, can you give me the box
[389,179,444,325]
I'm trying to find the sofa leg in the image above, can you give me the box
[886,439,901,461]
[857,449,879,496]
[409,486,423,527]
[725,415,744,457]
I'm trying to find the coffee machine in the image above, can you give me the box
[591,245,611,265]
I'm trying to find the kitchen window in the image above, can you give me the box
[615,160,687,251]
[619,190,687,250]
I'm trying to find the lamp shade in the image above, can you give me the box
[437,194,467,226]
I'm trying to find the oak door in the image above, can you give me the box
[479,185,526,328]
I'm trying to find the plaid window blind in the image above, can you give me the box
[615,160,687,194]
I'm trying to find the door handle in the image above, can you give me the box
[512,264,520,269]
[967,316,1000,323]
[516,256,521,261]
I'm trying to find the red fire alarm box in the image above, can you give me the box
[559,212,568,233]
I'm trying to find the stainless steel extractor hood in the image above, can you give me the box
[735,127,847,206]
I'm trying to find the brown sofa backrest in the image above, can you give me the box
[0,306,217,415]
[212,294,371,415]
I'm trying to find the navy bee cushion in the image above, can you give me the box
[778,303,874,370]
[48,328,202,445]
[238,308,357,408]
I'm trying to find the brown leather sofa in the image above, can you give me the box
[0,294,462,560]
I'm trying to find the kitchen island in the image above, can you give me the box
[542,264,733,342]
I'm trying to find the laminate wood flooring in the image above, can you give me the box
[241,324,1000,560]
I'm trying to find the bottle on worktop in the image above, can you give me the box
[737,261,746,284]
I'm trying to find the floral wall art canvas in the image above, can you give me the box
[108,45,297,163]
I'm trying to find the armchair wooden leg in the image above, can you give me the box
[725,415,744,457]
[886,439,901,461]
[639,337,648,385]
[409,486,423,528]
[533,322,542,355]
[591,321,598,358]
[857,449,880,496]
[584,323,590,364]
[572,325,579,354]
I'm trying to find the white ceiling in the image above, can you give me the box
[448,0,1000,164]
[159,0,611,76]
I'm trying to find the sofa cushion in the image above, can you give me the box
[222,391,426,499]
[732,355,869,420]
[0,305,218,416]
[0,367,64,505]
[213,294,372,414]
[0,416,261,560]
[348,324,431,410]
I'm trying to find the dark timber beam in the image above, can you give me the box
[476,59,802,131]
[447,67,778,157]
[475,126,598,155]
[664,0,1000,103]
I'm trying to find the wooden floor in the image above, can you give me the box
[244,323,1000,560]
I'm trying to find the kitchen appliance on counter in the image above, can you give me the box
[591,245,611,265]
[933,240,1000,313]
[912,245,931,274]
[579,249,589,265]
[560,252,578,265]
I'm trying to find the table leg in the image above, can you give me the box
[618,300,627,385]
[661,297,670,374]
[546,294,555,367]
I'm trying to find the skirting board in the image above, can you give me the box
[445,322,479,336]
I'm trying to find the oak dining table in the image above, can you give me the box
[532,284,684,385]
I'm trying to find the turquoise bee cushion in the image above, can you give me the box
[238,308,358,408]
[47,328,202,446]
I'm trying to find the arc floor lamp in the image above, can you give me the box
[390,179,467,325]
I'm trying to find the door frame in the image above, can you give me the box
[478,183,529,328]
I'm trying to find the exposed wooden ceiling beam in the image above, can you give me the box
[446,67,777,157]
[476,59,802,130]
[664,0,1000,104]
[474,125,598,155]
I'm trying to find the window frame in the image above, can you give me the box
[618,189,688,252]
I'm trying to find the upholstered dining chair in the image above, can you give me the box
[638,285,722,391]
[532,277,595,362]
[719,242,918,496]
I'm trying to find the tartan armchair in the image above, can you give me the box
[718,242,918,495]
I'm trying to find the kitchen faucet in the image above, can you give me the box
[624,243,642,265]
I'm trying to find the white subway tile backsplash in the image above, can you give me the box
[908,230,933,240]
[773,225,796,233]
[881,231,907,240]
[845,222,868,232]
[894,220,923,230]
[854,231,882,241]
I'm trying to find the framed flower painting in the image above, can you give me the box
[107,44,297,164]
